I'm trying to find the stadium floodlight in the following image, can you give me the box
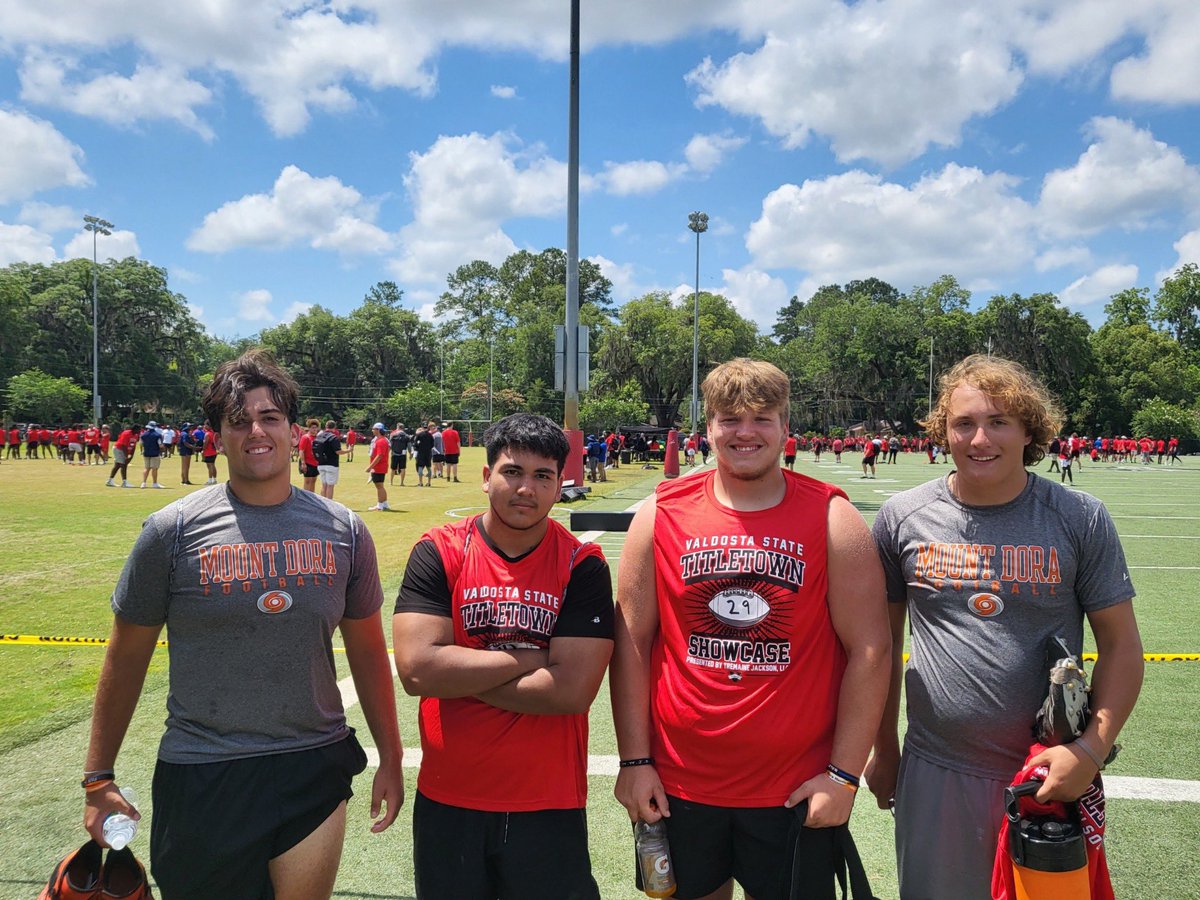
[84,215,114,424]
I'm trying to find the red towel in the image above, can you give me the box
[990,743,1114,900]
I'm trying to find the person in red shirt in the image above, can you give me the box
[365,423,391,511]
[1168,436,1181,465]
[611,358,889,899]
[202,420,220,484]
[297,418,321,493]
[394,413,613,898]
[99,425,112,463]
[106,424,140,487]
[783,433,798,470]
[441,422,461,483]
[345,426,359,463]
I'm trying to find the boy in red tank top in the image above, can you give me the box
[394,414,614,899]
[611,358,890,900]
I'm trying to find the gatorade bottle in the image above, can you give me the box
[102,787,140,851]
[1005,782,1089,900]
[635,819,676,898]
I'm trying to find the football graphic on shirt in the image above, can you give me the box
[708,587,770,628]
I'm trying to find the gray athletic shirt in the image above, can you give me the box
[872,473,1133,779]
[112,485,383,764]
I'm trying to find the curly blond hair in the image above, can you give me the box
[921,354,1063,466]
[702,358,790,426]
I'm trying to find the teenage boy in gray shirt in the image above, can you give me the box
[866,354,1143,900]
[82,349,404,900]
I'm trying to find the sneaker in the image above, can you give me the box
[38,839,102,899]
[151,484,164,489]
[121,482,132,488]
[106,479,115,487]
[380,503,390,510]
[99,846,153,899]
[367,504,382,511]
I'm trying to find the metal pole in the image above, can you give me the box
[83,215,112,423]
[928,336,934,413]
[488,335,494,422]
[92,229,99,423]
[696,232,700,436]
[687,212,708,435]
[564,0,580,431]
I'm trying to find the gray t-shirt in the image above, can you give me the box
[872,472,1134,779]
[112,485,383,763]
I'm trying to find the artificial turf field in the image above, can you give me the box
[0,448,1197,898]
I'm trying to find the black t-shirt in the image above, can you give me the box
[390,431,410,454]
[413,431,434,459]
[395,523,614,639]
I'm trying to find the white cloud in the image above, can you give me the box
[188,165,391,255]
[1035,245,1093,272]
[185,301,206,327]
[390,132,569,284]
[490,84,517,99]
[1058,264,1139,308]
[236,288,276,323]
[686,4,1024,166]
[0,222,57,265]
[0,108,89,203]
[62,228,141,261]
[588,254,645,302]
[600,160,686,196]
[1038,117,1200,238]
[19,52,215,139]
[746,164,1036,287]
[684,132,747,174]
[17,201,78,233]
[1110,1,1200,104]
[1156,229,1200,285]
[281,301,313,324]
[610,223,629,237]
[718,266,791,330]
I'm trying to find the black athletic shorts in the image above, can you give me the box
[660,795,839,900]
[432,453,445,463]
[444,453,460,465]
[784,455,796,465]
[150,732,366,900]
[391,453,407,471]
[370,472,385,483]
[413,791,599,900]
[202,454,218,465]
[415,454,432,469]
[302,463,319,478]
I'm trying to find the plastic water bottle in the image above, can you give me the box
[634,819,676,898]
[102,787,140,850]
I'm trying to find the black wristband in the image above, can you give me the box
[826,763,861,788]
[81,770,115,789]
[619,757,655,769]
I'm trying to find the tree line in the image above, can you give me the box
[2,251,1198,443]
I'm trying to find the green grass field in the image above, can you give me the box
[1,449,1197,898]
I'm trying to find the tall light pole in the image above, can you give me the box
[84,215,113,423]
[687,211,708,437]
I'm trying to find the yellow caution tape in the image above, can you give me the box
[1,633,168,648]
[3,633,1198,661]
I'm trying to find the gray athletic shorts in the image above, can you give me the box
[894,751,1007,900]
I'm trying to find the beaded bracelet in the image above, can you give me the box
[619,757,655,769]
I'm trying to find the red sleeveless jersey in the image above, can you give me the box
[650,470,848,806]
[417,516,602,811]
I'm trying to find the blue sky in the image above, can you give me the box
[1,1,1198,339]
